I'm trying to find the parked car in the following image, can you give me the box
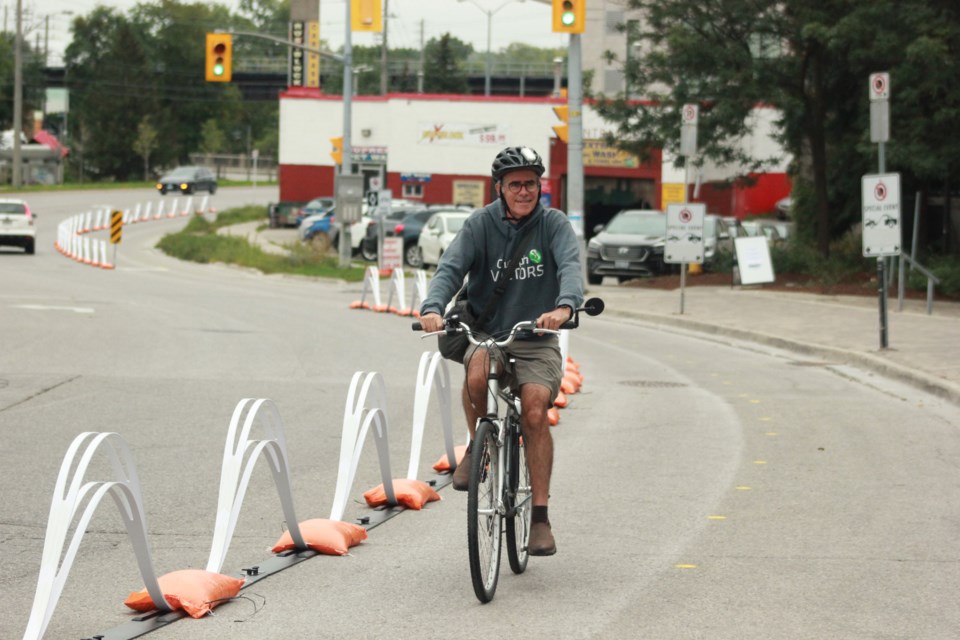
[155,166,217,195]
[417,210,471,268]
[359,204,423,262]
[392,209,436,267]
[268,201,307,228]
[298,208,337,244]
[294,197,335,227]
[703,214,734,264]
[742,219,787,246]
[586,209,669,284]
[0,198,36,254]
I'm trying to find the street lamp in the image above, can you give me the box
[458,0,526,97]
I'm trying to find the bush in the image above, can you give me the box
[156,208,367,282]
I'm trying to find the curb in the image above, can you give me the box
[605,307,960,407]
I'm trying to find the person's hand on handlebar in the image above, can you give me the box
[419,312,445,333]
[536,306,573,332]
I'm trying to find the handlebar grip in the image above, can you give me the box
[411,322,423,331]
[559,320,577,330]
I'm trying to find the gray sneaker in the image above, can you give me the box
[529,521,557,556]
[451,443,472,491]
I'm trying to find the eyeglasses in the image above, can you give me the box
[504,179,540,194]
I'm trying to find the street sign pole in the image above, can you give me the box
[677,103,699,314]
[567,33,587,288]
[870,72,891,349]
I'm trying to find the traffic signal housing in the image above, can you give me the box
[330,137,344,165]
[351,0,383,32]
[205,33,233,82]
[552,0,585,34]
[552,105,569,143]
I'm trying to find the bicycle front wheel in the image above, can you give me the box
[506,420,531,574]
[467,420,502,603]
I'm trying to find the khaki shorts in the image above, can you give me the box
[464,337,564,400]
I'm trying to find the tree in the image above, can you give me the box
[132,115,159,180]
[594,0,960,257]
[423,33,472,94]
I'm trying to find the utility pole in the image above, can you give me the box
[417,19,425,93]
[338,0,355,268]
[13,0,23,188]
[379,0,388,95]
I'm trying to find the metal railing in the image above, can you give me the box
[897,253,940,315]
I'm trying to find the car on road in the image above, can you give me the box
[703,214,735,264]
[586,209,669,284]
[155,166,217,195]
[0,198,36,254]
[417,210,470,268]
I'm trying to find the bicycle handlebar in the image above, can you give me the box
[411,297,605,340]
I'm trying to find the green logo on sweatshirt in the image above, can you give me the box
[528,249,542,264]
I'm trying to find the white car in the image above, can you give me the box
[417,210,470,268]
[0,198,36,254]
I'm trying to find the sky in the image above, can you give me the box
[13,0,569,65]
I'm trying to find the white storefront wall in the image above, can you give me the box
[280,94,623,175]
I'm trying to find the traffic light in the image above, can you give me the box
[552,105,569,143]
[351,0,383,32]
[552,0,585,34]
[205,33,233,82]
[330,137,343,165]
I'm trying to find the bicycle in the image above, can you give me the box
[414,298,604,603]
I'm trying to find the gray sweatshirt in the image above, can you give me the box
[420,199,584,337]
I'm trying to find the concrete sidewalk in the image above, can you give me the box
[595,282,960,405]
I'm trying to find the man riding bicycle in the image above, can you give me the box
[418,146,583,556]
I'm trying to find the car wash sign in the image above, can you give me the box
[862,173,901,257]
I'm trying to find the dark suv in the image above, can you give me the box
[586,209,670,284]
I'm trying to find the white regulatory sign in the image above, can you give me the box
[869,72,890,101]
[861,173,901,257]
[665,203,705,264]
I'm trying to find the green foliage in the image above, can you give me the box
[423,33,472,94]
[595,0,960,258]
[62,1,278,180]
[908,254,960,298]
[156,206,367,281]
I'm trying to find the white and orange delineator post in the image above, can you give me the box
[387,269,413,315]
[350,266,388,311]
[408,270,429,318]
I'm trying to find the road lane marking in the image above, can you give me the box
[12,304,95,314]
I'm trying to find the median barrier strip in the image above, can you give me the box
[55,196,218,270]
[25,349,465,639]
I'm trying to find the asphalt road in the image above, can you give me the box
[1,188,958,639]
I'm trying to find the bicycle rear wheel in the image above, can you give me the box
[467,420,502,603]
[506,419,531,574]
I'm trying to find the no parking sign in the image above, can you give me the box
[665,203,705,264]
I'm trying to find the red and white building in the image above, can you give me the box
[278,88,789,231]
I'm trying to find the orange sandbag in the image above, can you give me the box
[364,478,441,510]
[432,445,467,472]
[553,391,568,408]
[560,375,579,394]
[547,406,560,426]
[124,569,244,619]
[271,518,367,555]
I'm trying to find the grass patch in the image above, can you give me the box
[156,206,367,282]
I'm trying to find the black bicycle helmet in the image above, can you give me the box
[491,146,545,181]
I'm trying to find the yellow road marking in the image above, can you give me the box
[675,564,698,569]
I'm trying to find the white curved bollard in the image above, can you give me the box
[409,270,428,315]
[387,269,409,314]
[155,199,164,220]
[329,371,395,521]
[168,197,179,218]
[405,352,456,480]
[143,200,153,221]
[198,195,209,214]
[182,196,193,216]
[205,398,304,574]
[560,328,570,365]
[23,432,169,640]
